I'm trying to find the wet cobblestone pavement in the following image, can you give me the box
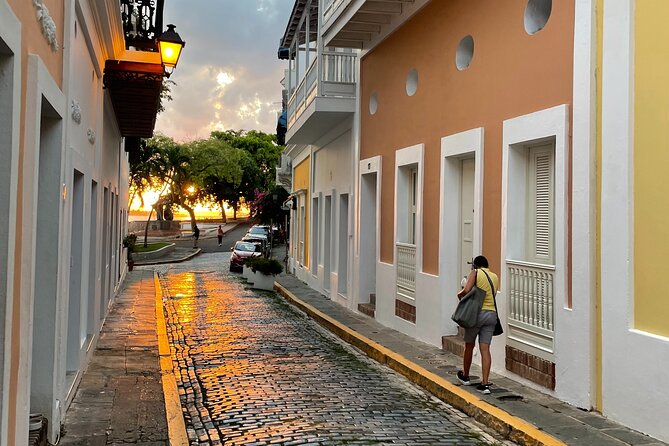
[156,253,510,445]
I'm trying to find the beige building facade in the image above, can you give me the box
[0,0,165,443]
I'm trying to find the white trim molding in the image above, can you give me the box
[394,143,424,271]
[567,0,597,409]
[0,4,22,444]
[501,104,569,388]
[357,155,382,306]
[22,54,67,445]
[439,127,484,334]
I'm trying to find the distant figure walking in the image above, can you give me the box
[192,225,200,249]
[217,225,224,246]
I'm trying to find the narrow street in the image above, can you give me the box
[154,253,509,445]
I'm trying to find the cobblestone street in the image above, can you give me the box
[156,253,510,445]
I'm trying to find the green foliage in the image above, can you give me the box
[210,129,283,191]
[123,234,137,260]
[158,79,176,114]
[123,233,137,251]
[248,257,283,276]
[249,186,290,225]
[129,129,284,229]
[244,256,262,270]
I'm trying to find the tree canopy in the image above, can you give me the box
[129,129,283,231]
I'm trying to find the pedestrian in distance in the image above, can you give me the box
[217,225,224,246]
[192,225,200,249]
[456,255,500,394]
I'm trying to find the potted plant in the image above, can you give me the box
[123,233,137,271]
[248,258,283,291]
[243,256,260,283]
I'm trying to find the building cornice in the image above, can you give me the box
[89,0,126,60]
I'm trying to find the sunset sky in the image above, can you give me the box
[154,0,293,142]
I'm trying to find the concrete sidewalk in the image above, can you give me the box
[60,270,169,445]
[273,272,665,446]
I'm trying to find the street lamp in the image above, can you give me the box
[158,24,185,77]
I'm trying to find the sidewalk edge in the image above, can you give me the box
[274,282,565,446]
[136,248,201,266]
[155,272,189,446]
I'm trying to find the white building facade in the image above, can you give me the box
[279,0,359,305]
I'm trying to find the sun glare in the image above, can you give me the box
[129,185,248,222]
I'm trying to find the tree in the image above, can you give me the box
[249,185,290,226]
[137,134,181,248]
[211,129,283,191]
[163,138,242,231]
[200,148,257,221]
[128,137,167,209]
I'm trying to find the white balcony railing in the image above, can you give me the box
[287,51,357,128]
[506,259,555,356]
[396,243,416,301]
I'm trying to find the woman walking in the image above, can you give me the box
[217,225,224,246]
[456,255,499,394]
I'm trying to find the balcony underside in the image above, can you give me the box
[103,60,163,138]
[286,96,355,145]
[323,0,428,49]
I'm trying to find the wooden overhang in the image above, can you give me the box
[103,60,164,138]
[325,0,414,49]
[280,0,318,58]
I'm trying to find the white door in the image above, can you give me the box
[459,158,475,283]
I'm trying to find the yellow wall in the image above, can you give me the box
[634,0,669,337]
[293,156,310,267]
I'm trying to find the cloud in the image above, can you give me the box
[155,0,294,141]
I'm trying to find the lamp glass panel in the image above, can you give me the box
[160,41,182,68]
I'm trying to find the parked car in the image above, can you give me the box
[248,225,272,245]
[229,241,263,272]
[241,234,270,258]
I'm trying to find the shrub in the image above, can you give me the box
[123,234,137,260]
[248,258,283,276]
[244,256,262,270]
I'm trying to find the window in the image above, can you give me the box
[527,144,554,264]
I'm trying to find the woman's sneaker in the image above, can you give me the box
[476,383,491,394]
[457,371,471,385]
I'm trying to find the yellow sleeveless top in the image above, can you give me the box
[476,268,499,312]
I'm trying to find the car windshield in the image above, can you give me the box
[235,242,256,252]
[249,227,267,235]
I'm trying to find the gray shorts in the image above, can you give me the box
[464,310,497,345]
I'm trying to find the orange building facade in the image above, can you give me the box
[0,0,165,443]
[355,0,576,393]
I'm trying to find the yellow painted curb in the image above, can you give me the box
[155,273,189,446]
[274,282,565,446]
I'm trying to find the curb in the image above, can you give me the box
[136,248,201,266]
[154,273,189,446]
[273,282,565,446]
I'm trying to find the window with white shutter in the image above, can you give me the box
[527,144,554,264]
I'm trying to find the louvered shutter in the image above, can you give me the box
[529,145,554,264]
